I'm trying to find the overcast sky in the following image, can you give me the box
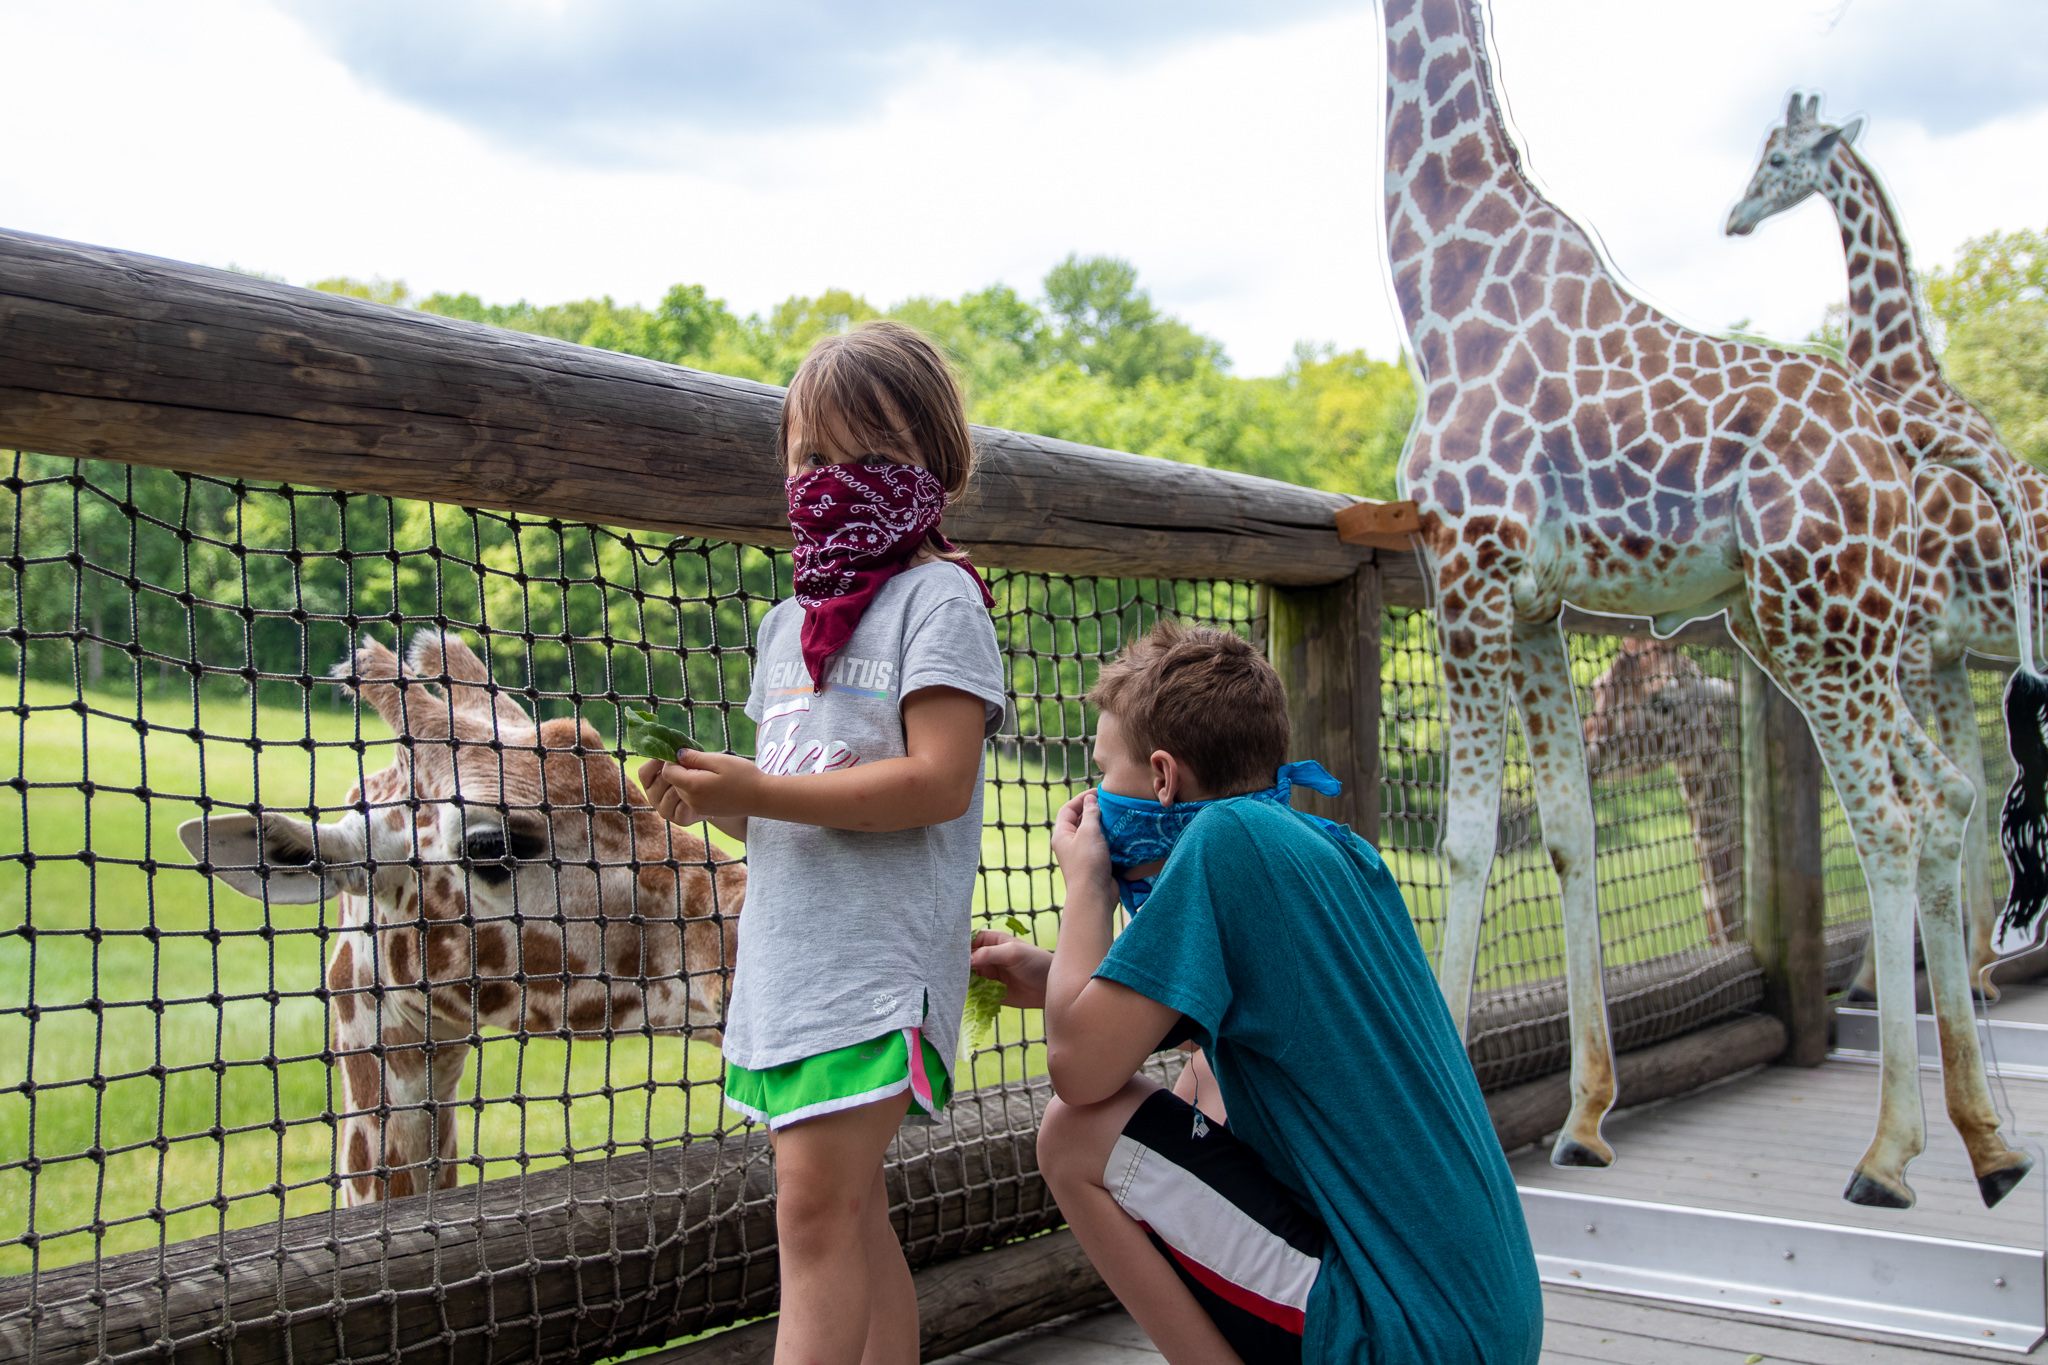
[2,0,2044,376]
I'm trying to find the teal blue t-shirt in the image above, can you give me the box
[1096,799,1542,1365]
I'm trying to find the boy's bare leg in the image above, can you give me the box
[858,1161,919,1365]
[770,1090,916,1365]
[1038,1077,1244,1365]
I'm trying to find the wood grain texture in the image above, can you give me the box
[1334,498,1421,551]
[1741,656,1830,1065]
[0,229,1371,587]
[1267,565,1382,840]
[1487,1014,1788,1153]
[648,1231,1114,1365]
[1512,1057,2048,1248]
[0,1083,1065,1365]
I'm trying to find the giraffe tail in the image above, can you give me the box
[1994,668,2048,956]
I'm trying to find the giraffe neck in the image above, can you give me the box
[1382,0,1624,373]
[1820,147,1945,406]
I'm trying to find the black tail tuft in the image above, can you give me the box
[1995,670,2048,956]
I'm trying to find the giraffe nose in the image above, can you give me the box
[1726,202,1760,237]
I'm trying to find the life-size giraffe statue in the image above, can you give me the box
[1581,639,1741,947]
[1727,94,2048,999]
[1382,0,2032,1206]
[180,632,745,1204]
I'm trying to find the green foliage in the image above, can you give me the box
[1928,226,2048,469]
[1926,227,2048,336]
[1945,302,2048,469]
[373,255,1416,500]
[1040,253,1223,388]
[310,275,413,307]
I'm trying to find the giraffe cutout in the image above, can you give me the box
[1381,0,2030,1207]
[1728,94,2048,994]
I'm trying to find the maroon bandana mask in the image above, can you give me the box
[787,461,993,690]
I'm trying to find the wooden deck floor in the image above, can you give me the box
[944,987,2048,1363]
[938,1288,2048,1363]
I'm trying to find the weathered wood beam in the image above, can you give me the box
[1266,564,1384,841]
[0,228,1371,587]
[647,1229,1115,1365]
[1741,657,1830,1065]
[0,1084,1064,1365]
[1486,1013,1789,1153]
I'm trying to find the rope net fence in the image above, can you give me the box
[1817,660,2017,990]
[1380,608,1761,1092]
[0,452,1807,1356]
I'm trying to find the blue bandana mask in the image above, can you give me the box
[1094,760,1347,912]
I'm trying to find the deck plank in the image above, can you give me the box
[1511,1059,2048,1249]
[1544,1286,2035,1362]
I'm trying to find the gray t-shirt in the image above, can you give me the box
[723,561,1008,1087]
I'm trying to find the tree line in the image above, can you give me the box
[314,253,1418,503]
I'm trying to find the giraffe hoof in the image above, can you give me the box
[1978,1154,2033,1209]
[1550,1135,1614,1169]
[1843,1171,1914,1209]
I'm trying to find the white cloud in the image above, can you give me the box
[0,0,2042,378]
[278,0,1352,158]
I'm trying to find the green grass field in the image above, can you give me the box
[0,677,1732,1276]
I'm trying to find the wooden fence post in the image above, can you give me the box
[1740,656,1830,1065]
[1265,562,1383,843]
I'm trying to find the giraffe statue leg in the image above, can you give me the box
[1509,623,1616,1167]
[1432,607,1515,1042]
[1789,702,1928,1205]
[1926,658,2001,998]
[1900,720,2034,1204]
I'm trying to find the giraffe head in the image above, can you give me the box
[1727,93,1863,237]
[179,630,745,1203]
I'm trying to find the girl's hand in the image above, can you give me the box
[970,930,1053,1010]
[1051,790,1115,902]
[647,749,764,819]
[638,757,701,827]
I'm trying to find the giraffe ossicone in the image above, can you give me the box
[179,630,745,1205]
[1382,0,2028,1207]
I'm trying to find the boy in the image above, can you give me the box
[971,622,1542,1364]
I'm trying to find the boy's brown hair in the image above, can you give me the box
[780,319,977,560]
[1089,620,1289,796]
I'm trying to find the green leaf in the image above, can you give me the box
[620,708,702,763]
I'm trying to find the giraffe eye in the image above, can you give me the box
[1769,153,1787,167]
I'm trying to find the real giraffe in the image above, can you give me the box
[182,632,745,1204]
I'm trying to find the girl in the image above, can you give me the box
[640,320,1006,1365]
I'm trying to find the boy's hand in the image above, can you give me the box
[638,751,762,823]
[1051,790,1115,903]
[970,929,1053,1010]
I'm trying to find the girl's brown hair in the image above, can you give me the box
[780,319,977,559]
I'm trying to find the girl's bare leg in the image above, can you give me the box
[858,1161,919,1364]
[771,1090,915,1365]
[1038,1078,1244,1365]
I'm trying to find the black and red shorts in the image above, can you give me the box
[1106,1089,1326,1363]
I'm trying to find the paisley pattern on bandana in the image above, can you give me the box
[1095,761,1350,913]
[787,461,992,690]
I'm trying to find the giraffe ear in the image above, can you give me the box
[1810,127,1846,161]
[1837,116,1863,147]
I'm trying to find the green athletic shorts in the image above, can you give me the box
[724,1024,952,1130]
